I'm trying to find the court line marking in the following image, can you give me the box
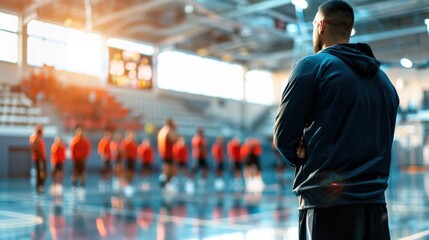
[398,229,429,240]
[0,210,43,229]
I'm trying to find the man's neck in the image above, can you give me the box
[322,38,350,50]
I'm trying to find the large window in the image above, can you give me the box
[157,50,244,100]
[245,70,274,105]
[27,20,103,76]
[0,12,19,63]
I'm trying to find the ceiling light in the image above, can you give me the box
[286,23,298,34]
[196,48,208,56]
[240,26,252,37]
[292,0,308,9]
[222,54,234,62]
[351,28,356,36]
[400,58,413,69]
[184,4,194,14]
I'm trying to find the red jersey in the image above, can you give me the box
[240,143,250,160]
[138,144,154,164]
[121,138,138,160]
[211,142,224,163]
[173,143,188,164]
[157,126,175,160]
[98,137,111,160]
[251,139,263,156]
[69,136,91,161]
[192,135,207,159]
[227,139,242,163]
[110,140,123,161]
[51,141,66,164]
[29,133,46,160]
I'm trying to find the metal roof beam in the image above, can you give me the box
[93,0,174,27]
[223,0,292,19]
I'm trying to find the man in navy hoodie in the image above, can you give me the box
[273,1,399,239]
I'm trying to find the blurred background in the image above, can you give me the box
[0,0,428,175]
[0,1,429,239]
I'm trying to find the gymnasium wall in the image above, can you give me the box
[0,61,19,84]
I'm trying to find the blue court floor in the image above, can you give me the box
[0,169,429,240]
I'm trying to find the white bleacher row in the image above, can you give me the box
[0,114,50,126]
[108,89,228,136]
[0,89,50,126]
[0,106,42,115]
[0,92,33,107]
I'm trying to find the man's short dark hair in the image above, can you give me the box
[319,0,354,35]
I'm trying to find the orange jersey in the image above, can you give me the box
[157,127,174,160]
[240,143,250,159]
[51,142,66,164]
[211,142,224,163]
[69,136,91,161]
[110,140,123,161]
[173,143,188,164]
[98,137,111,160]
[192,135,207,159]
[251,139,263,156]
[138,145,154,164]
[227,140,242,163]
[122,139,138,160]
[29,134,46,160]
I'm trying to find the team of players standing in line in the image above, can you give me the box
[29,119,265,195]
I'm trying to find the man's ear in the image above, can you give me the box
[318,20,326,35]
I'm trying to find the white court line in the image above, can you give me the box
[398,229,429,240]
[0,210,43,229]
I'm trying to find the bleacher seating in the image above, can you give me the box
[55,85,141,132]
[108,87,231,137]
[0,88,51,126]
[254,106,278,136]
[19,68,141,133]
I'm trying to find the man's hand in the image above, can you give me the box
[296,137,306,159]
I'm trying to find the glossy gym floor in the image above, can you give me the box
[0,168,428,240]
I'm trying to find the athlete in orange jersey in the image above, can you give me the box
[242,138,264,191]
[69,127,91,189]
[110,132,124,177]
[121,131,138,185]
[227,137,242,181]
[212,136,225,177]
[29,124,47,193]
[50,136,66,192]
[98,130,112,181]
[173,137,189,178]
[212,136,225,189]
[191,127,208,180]
[138,138,155,179]
[157,118,178,189]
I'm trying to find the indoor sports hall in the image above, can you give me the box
[1,0,429,239]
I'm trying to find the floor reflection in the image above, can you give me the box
[0,170,429,239]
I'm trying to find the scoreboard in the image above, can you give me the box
[108,47,153,89]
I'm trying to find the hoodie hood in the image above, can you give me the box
[322,43,380,77]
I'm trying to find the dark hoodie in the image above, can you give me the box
[273,43,399,209]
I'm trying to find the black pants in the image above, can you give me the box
[35,159,46,189]
[299,204,390,240]
[73,160,86,187]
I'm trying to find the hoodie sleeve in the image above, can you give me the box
[273,57,318,167]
